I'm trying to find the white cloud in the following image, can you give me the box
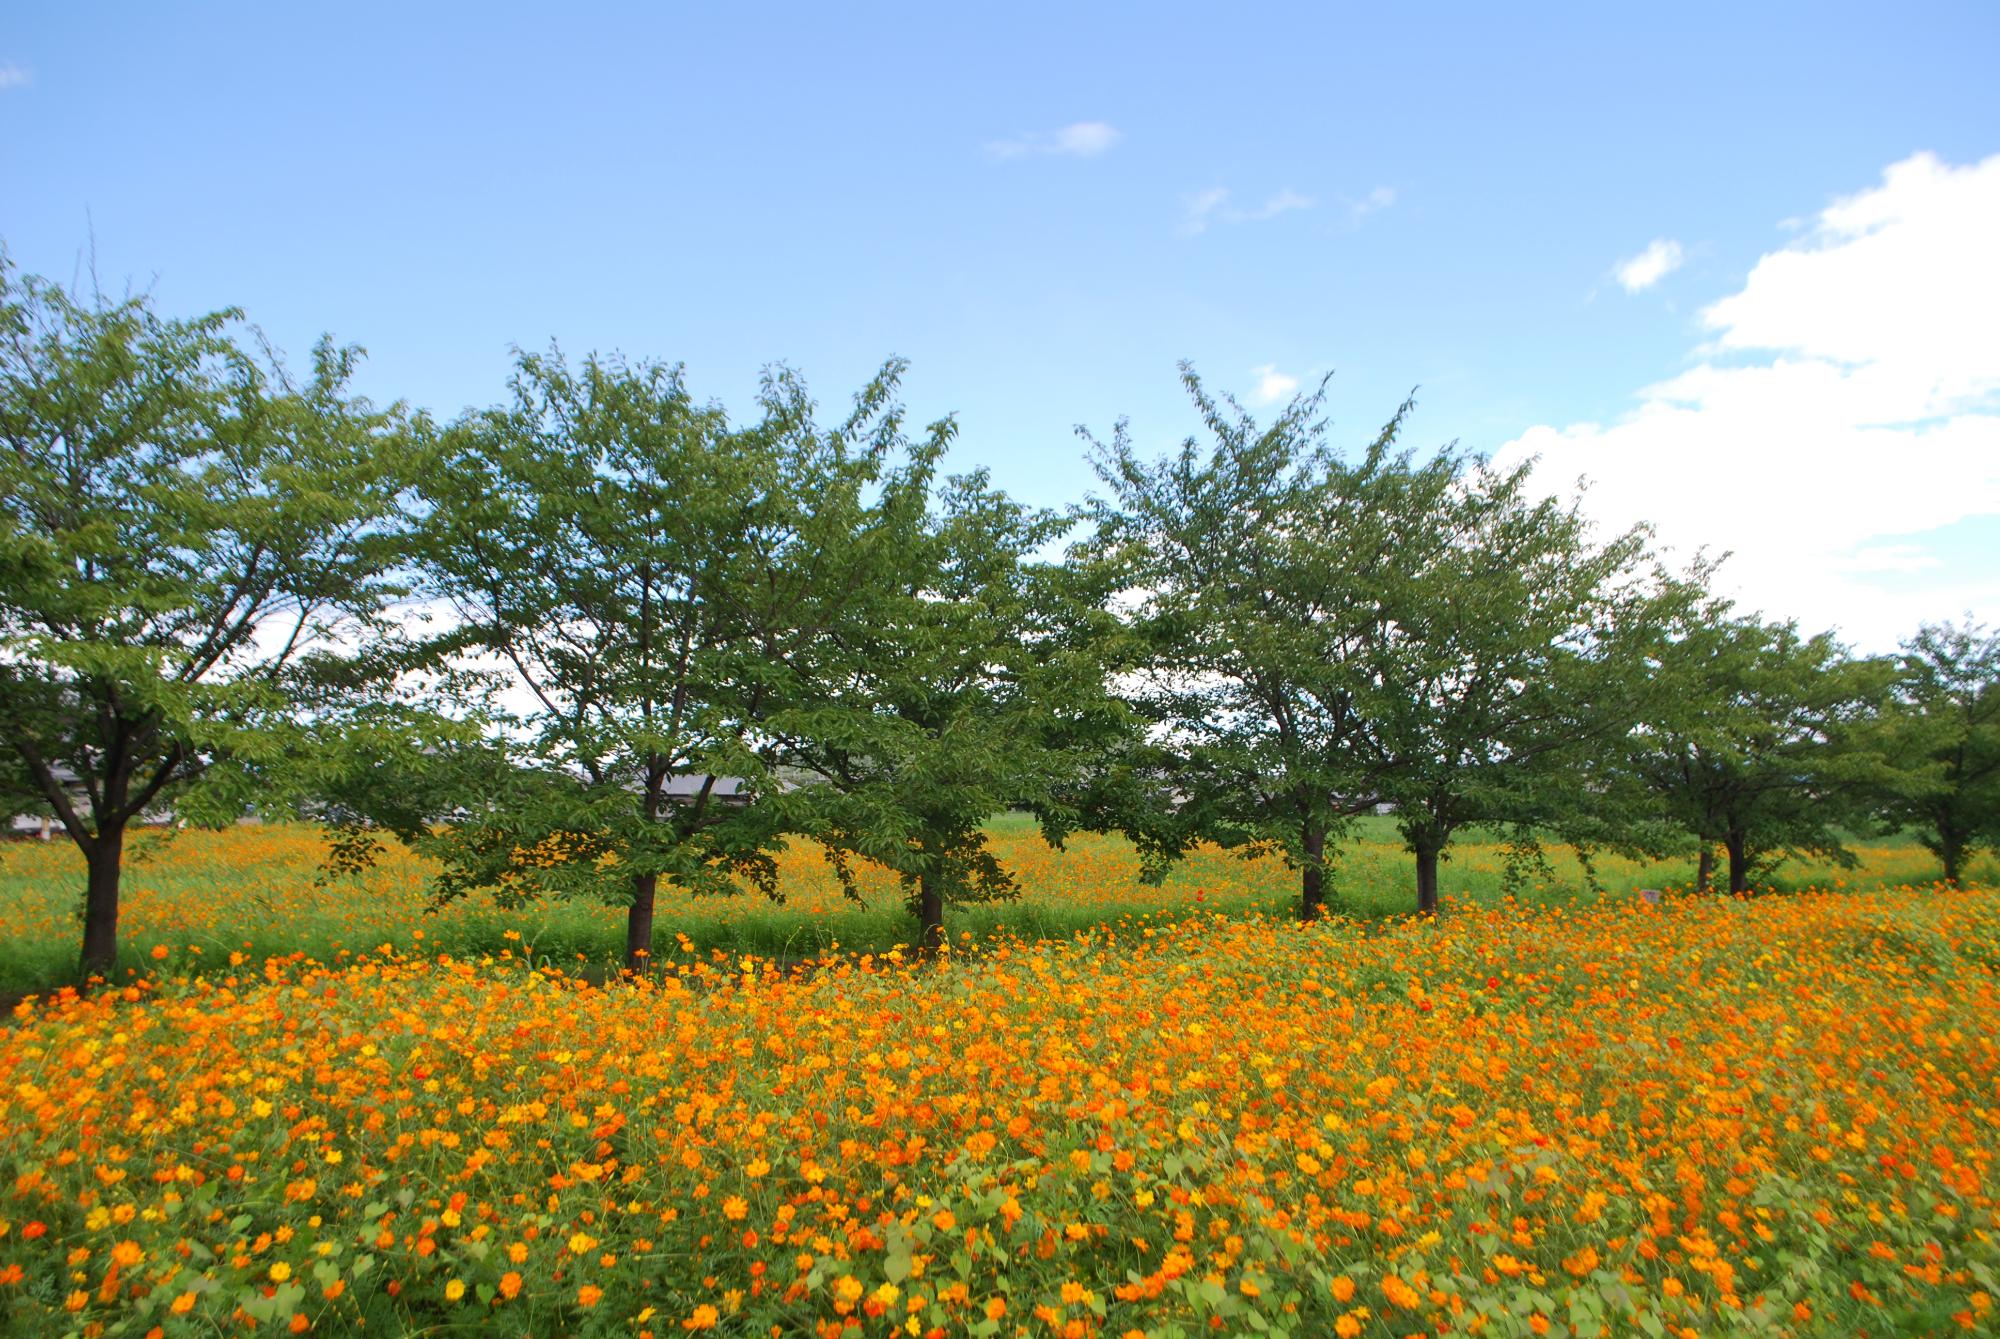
[1249,365,1300,406]
[1180,187,1314,235]
[1700,153,2000,415]
[1833,544,1942,575]
[0,62,31,91]
[1615,238,1685,292]
[986,121,1122,160]
[1495,152,2000,651]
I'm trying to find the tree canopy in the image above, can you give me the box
[1873,618,2000,884]
[4,246,1987,983]
[1627,605,1898,893]
[1087,367,1668,915]
[1346,451,1666,911]
[400,349,939,969]
[1084,368,1410,918]
[773,464,1133,949]
[0,258,415,977]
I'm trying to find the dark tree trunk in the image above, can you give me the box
[1695,844,1715,893]
[1300,821,1326,922]
[625,872,658,973]
[1725,831,1750,895]
[1415,845,1441,916]
[625,765,668,975]
[80,823,126,982]
[915,875,945,955]
[1938,823,1963,886]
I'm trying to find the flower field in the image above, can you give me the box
[1,822,1978,1001]
[4,878,1998,1336]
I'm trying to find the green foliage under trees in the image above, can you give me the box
[0,257,417,978]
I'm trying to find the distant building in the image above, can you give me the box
[5,762,179,838]
[6,811,58,840]
[656,774,798,807]
[660,774,750,806]
[6,762,81,840]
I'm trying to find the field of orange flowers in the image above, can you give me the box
[4,874,1998,1337]
[1,821,1977,1000]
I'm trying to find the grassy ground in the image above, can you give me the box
[2,817,1986,1000]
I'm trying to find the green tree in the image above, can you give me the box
[1629,606,1897,893]
[1874,618,2000,884]
[1082,367,1415,919]
[773,464,1132,951]
[0,258,415,979]
[406,349,938,971]
[1347,453,1662,913]
[1088,367,1662,917]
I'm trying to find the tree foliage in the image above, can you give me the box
[1347,452,1665,911]
[0,257,415,977]
[1627,604,1897,892]
[773,463,1133,950]
[1088,366,1665,915]
[1083,368,1409,918]
[402,349,937,969]
[7,244,1985,983]
[1873,618,2000,883]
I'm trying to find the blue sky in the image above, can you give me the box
[3,2,1996,648]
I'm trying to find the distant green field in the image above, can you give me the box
[3,817,1986,1000]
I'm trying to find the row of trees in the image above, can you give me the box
[3,259,1996,979]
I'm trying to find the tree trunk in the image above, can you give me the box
[1415,844,1441,916]
[1938,824,1963,886]
[625,872,658,974]
[915,875,945,955]
[1695,844,1715,893]
[1299,821,1326,922]
[1725,831,1750,895]
[80,823,126,982]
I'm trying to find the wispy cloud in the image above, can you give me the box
[1181,187,1230,234]
[1180,187,1314,235]
[986,121,1122,161]
[1349,185,1396,223]
[1615,238,1685,292]
[1243,188,1313,222]
[0,62,31,91]
[1248,364,1300,406]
